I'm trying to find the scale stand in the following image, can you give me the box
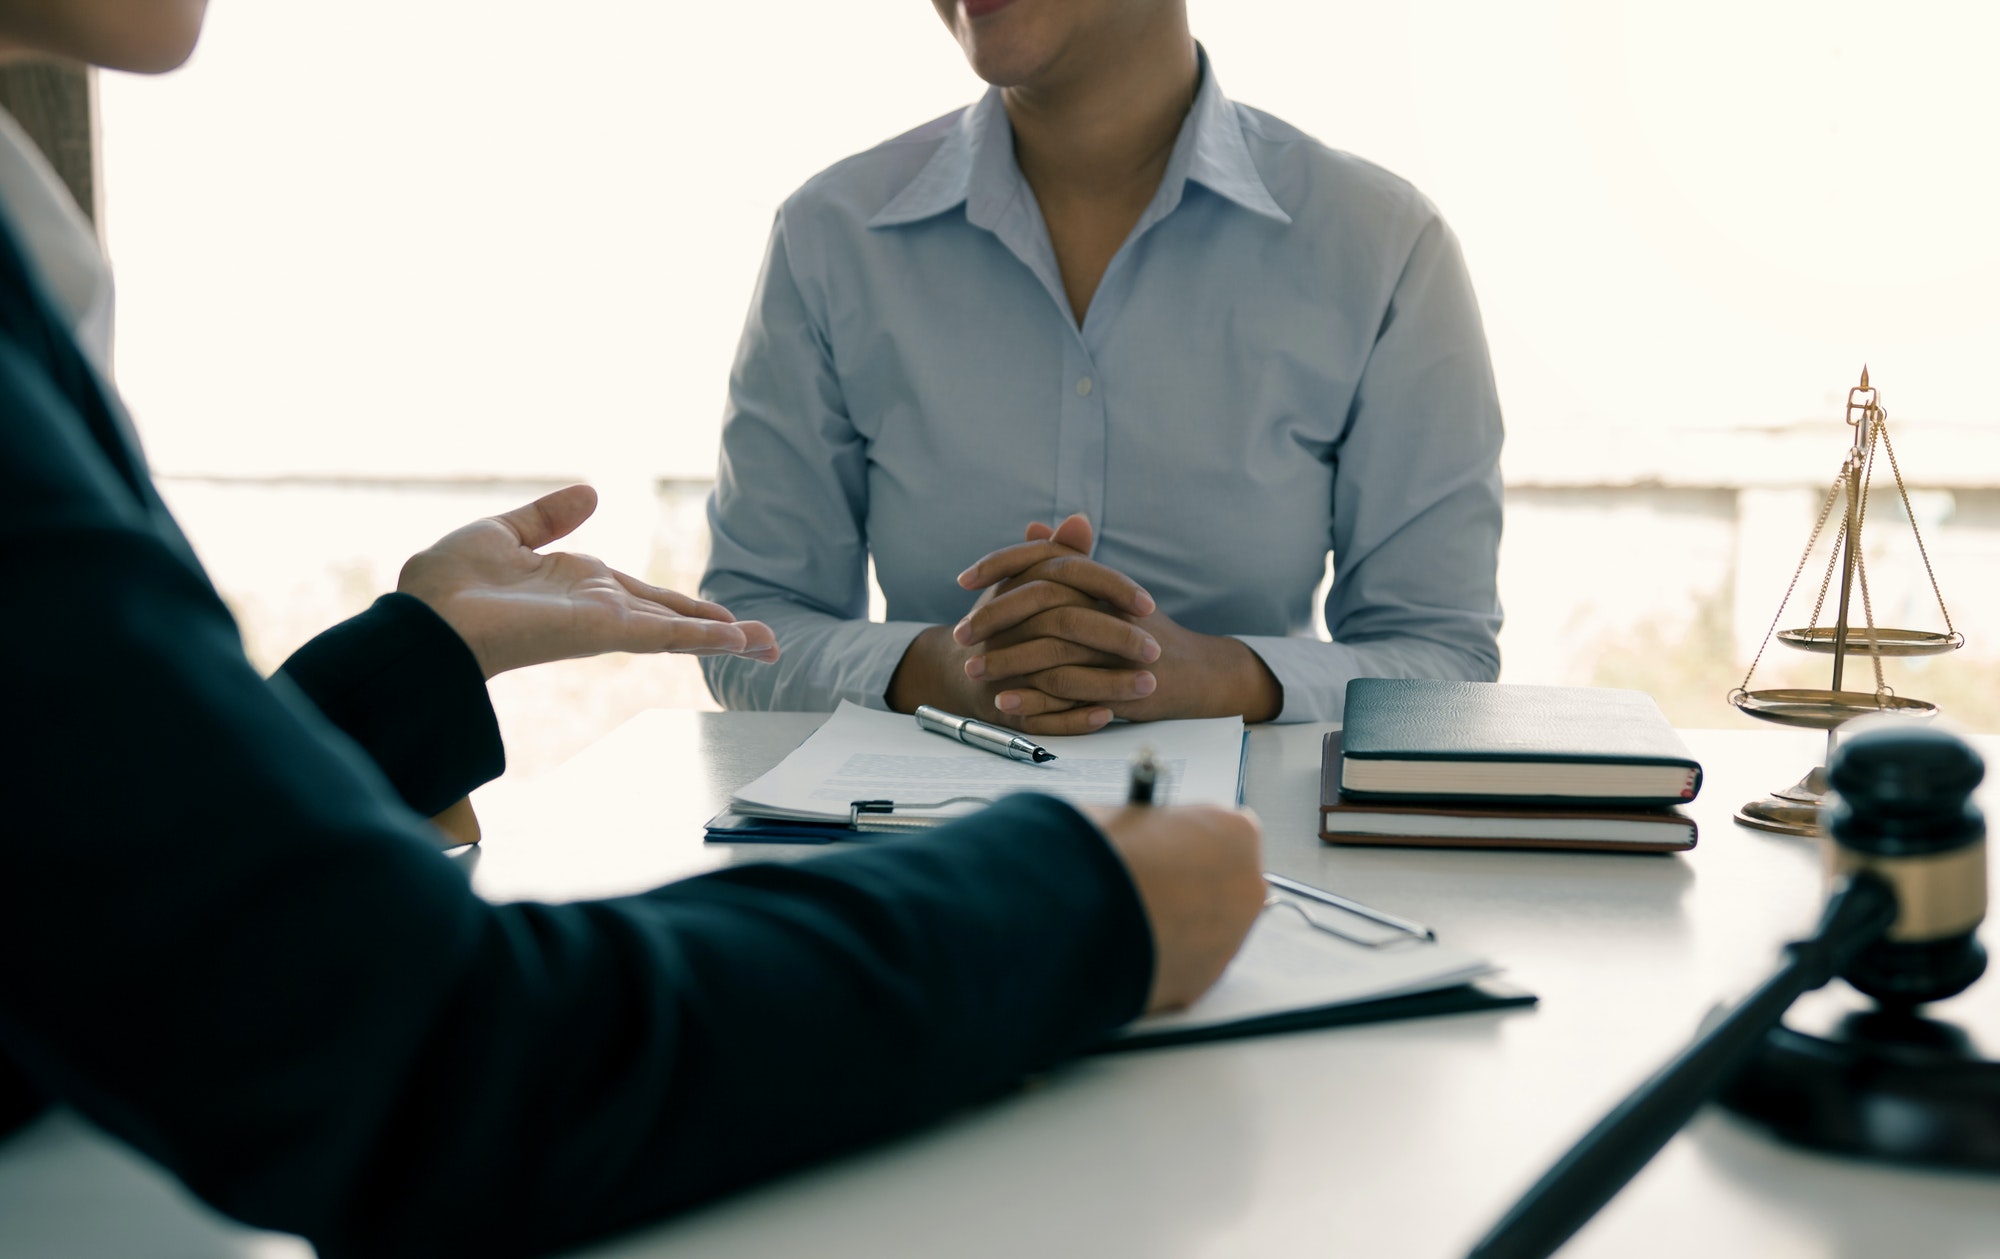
[1730,368,1963,837]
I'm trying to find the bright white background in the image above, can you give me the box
[103,1,2000,489]
[92,0,2000,770]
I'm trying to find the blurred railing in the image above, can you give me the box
[160,473,2000,782]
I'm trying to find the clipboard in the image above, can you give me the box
[1100,976,1537,1052]
[1099,881,1534,1050]
[704,800,997,843]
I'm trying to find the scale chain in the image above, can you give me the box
[1737,469,1848,693]
[1810,434,1874,637]
[1876,420,1958,639]
[1806,512,1849,634]
[1853,422,1888,700]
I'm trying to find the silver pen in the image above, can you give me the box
[914,704,1058,764]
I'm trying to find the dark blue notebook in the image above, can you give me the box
[1340,679,1702,807]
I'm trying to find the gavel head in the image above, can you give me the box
[1825,721,1988,1007]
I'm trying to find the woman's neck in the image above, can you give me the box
[1001,18,1198,207]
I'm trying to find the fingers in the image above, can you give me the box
[1093,803,1267,1012]
[1007,703,1115,736]
[697,616,778,662]
[614,612,781,661]
[586,569,776,661]
[993,685,1090,718]
[959,539,1077,590]
[957,572,1158,645]
[730,619,781,663]
[1050,513,1094,553]
[1021,513,1092,553]
[610,569,738,623]
[969,620,1156,680]
[960,539,1154,616]
[993,661,1153,715]
[495,484,598,550]
[955,577,1084,643]
[980,554,1151,614]
[999,665,1157,706]
[959,593,1160,660]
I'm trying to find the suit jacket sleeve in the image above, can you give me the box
[0,328,1154,1257]
[274,592,507,816]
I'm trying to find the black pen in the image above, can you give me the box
[1127,748,1160,805]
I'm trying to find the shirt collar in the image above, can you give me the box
[0,109,114,368]
[868,47,1291,231]
[1179,53,1291,224]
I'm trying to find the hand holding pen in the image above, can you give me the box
[1116,746,1428,945]
[1077,747,1262,1011]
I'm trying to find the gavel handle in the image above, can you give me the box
[1466,875,1897,1259]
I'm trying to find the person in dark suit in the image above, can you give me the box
[0,4,1267,1257]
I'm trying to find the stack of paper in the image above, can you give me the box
[726,701,1246,831]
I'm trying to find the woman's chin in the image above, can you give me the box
[10,0,209,75]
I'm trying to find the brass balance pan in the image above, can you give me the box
[1729,688,1937,730]
[1775,627,1963,657]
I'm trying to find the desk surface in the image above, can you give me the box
[3,715,1998,1258]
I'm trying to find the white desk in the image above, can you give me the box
[2,716,1997,1258]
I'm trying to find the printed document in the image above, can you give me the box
[730,701,1245,825]
[1119,891,1495,1041]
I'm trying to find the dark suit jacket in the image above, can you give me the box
[0,209,1152,1257]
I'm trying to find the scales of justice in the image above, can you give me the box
[1465,373,1989,1257]
[1730,367,1964,836]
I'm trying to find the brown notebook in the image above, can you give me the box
[1319,732,1696,853]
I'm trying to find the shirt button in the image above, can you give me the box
[1076,377,1094,398]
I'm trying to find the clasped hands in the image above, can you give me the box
[396,484,778,679]
[889,514,1281,734]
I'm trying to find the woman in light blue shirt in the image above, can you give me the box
[702,0,1503,731]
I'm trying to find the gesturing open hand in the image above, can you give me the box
[396,484,779,679]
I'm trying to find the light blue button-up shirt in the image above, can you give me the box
[702,55,1502,722]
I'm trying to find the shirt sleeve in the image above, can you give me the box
[274,592,506,815]
[1235,213,1504,722]
[0,337,1155,1259]
[699,211,931,712]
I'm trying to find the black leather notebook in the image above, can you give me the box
[1339,678,1703,807]
[1320,732,1697,853]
